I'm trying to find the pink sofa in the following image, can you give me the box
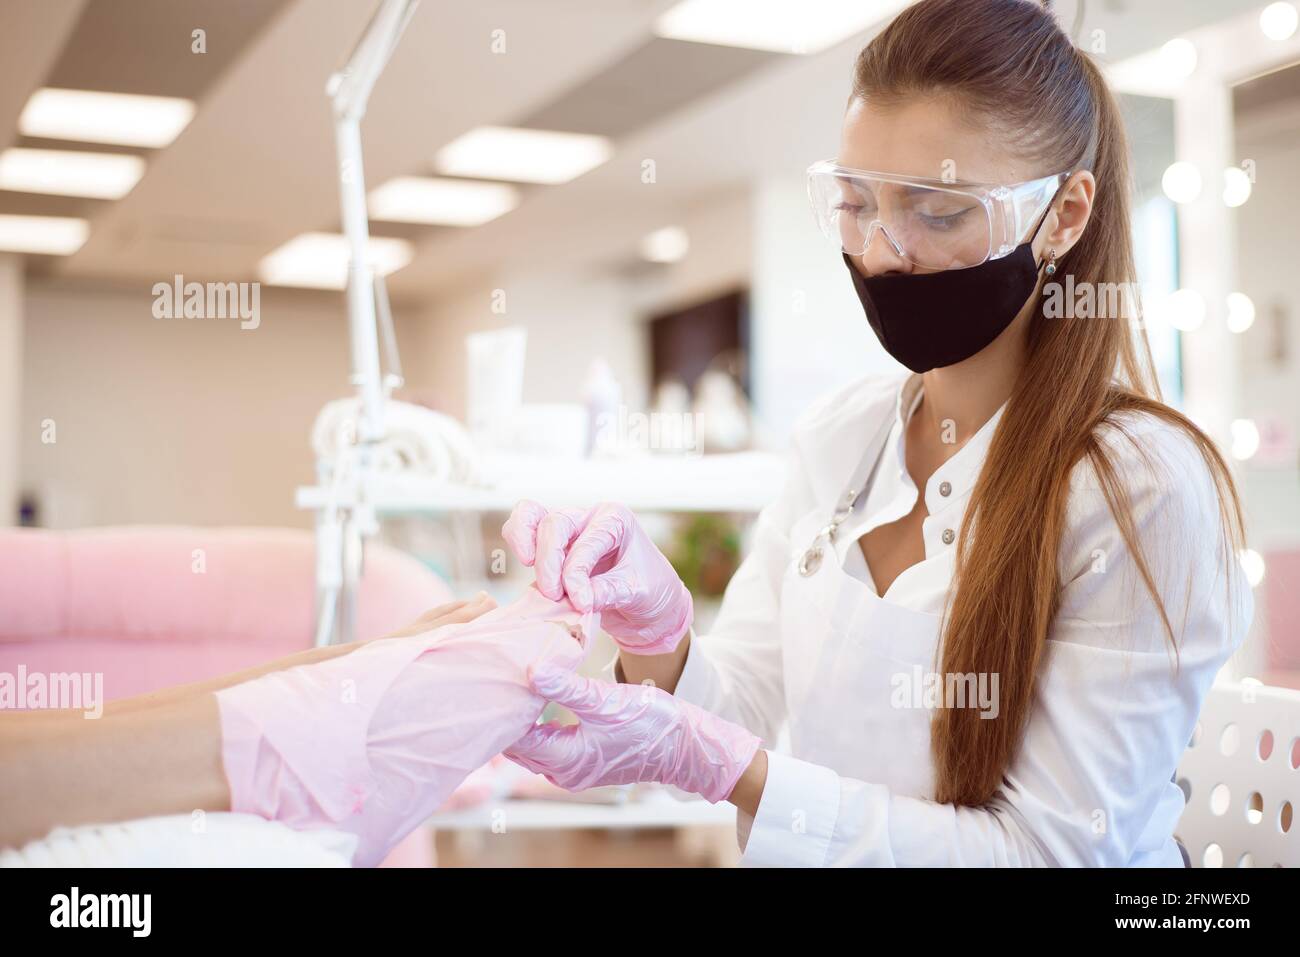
[0,525,454,866]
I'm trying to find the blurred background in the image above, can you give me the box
[1,0,1298,866]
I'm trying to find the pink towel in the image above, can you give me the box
[218,586,596,866]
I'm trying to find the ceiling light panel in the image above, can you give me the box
[435,126,612,185]
[258,232,413,290]
[0,214,90,255]
[368,176,519,226]
[654,0,908,54]
[0,148,145,199]
[19,88,196,148]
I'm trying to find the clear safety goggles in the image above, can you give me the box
[806,160,1069,270]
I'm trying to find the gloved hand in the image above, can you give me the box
[216,587,596,867]
[504,668,761,804]
[501,500,693,655]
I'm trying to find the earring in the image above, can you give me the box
[1045,248,1057,276]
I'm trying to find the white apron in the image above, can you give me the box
[777,412,945,800]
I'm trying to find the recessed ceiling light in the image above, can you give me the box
[1158,38,1198,79]
[258,232,413,290]
[1161,162,1201,204]
[19,88,195,148]
[1161,288,1206,332]
[368,176,519,226]
[1226,293,1256,334]
[1222,166,1252,207]
[1230,418,1260,461]
[654,0,907,54]
[1260,2,1299,41]
[1239,548,1266,587]
[435,127,611,185]
[640,226,690,263]
[0,148,145,199]
[0,214,89,255]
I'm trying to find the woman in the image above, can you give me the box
[500,0,1252,866]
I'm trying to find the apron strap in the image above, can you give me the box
[798,397,899,577]
[842,400,898,519]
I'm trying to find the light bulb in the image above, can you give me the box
[1162,162,1201,204]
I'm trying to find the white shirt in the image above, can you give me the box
[838,373,1000,602]
[639,371,1252,866]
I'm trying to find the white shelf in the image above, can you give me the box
[297,449,786,515]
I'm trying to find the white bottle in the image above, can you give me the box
[583,358,622,457]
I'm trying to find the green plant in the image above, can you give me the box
[668,514,742,598]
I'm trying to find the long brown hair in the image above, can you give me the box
[852,0,1245,806]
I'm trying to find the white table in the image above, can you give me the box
[426,792,737,831]
[425,791,741,867]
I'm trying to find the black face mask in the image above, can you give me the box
[842,241,1046,374]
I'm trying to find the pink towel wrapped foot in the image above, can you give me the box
[216,586,596,866]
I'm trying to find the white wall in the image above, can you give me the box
[13,188,758,533]
[20,283,351,529]
[749,174,900,445]
[625,190,753,318]
[398,189,767,431]
[399,266,648,422]
[401,176,904,454]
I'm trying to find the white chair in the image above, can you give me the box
[1175,681,1300,868]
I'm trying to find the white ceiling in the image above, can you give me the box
[0,0,1280,305]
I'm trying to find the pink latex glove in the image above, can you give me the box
[504,668,761,804]
[216,587,595,867]
[501,500,693,655]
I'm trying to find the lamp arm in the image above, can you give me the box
[327,0,419,442]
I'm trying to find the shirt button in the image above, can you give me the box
[939,481,952,497]
[941,528,955,545]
